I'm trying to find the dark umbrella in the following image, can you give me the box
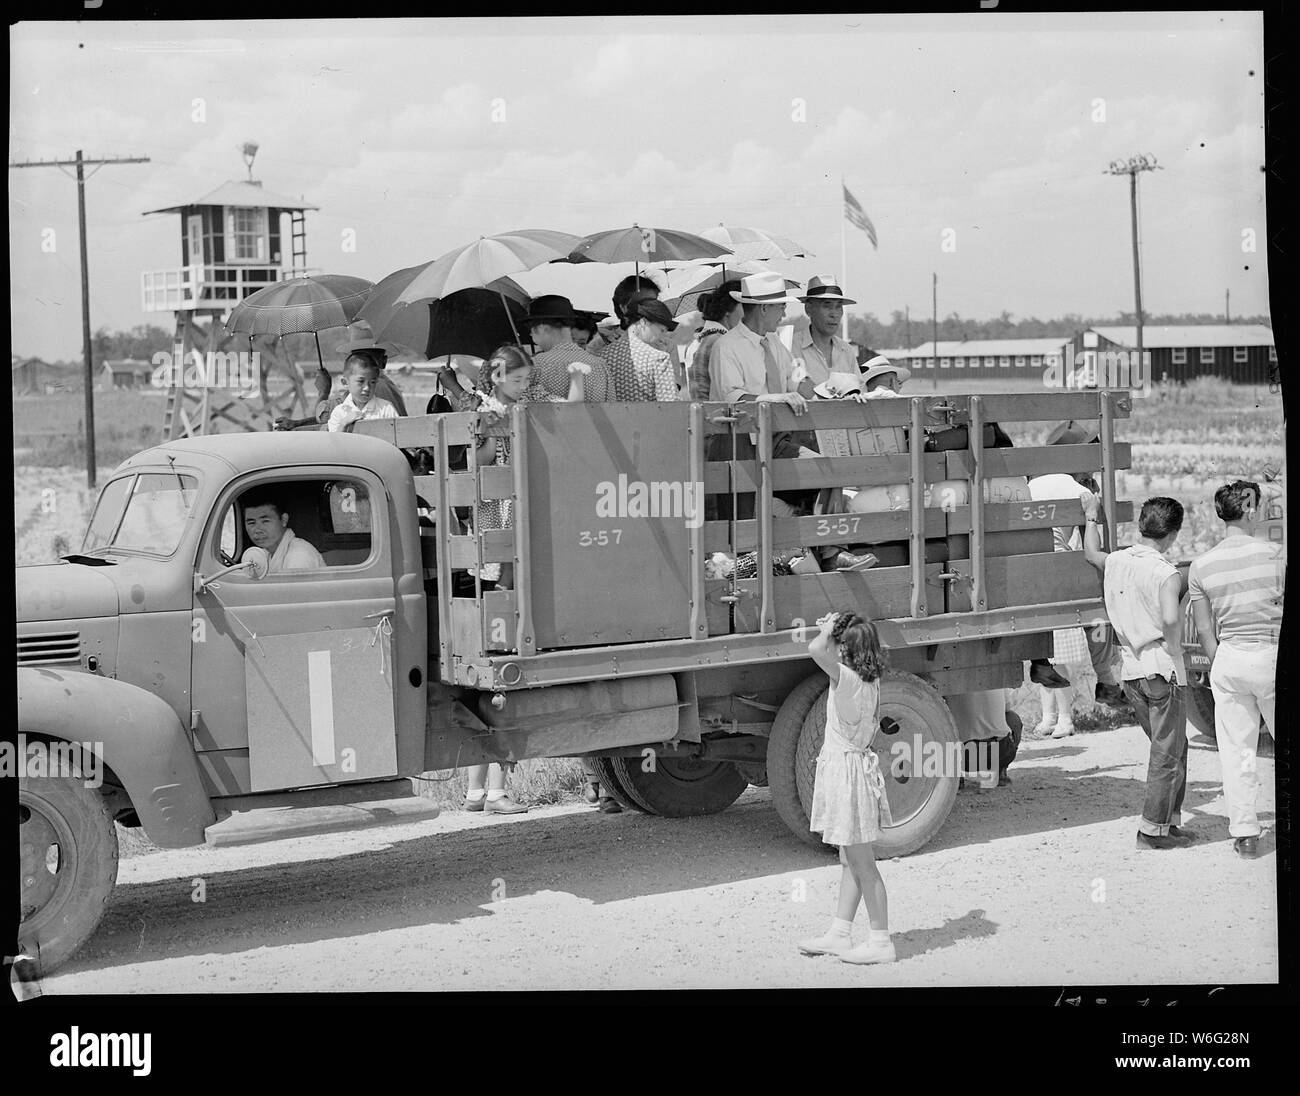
[380,287,531,361]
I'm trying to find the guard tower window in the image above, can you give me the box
[231,208,267,261]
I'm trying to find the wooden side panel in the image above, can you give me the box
[731,565,941,633]
[946,442,1132,479]
[450,598,484,659]
[947,552,1102,612]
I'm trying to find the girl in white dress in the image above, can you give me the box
[798,611,896,965]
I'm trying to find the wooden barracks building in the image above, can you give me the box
[882,324,1276,385]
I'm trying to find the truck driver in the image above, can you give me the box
[240,489,327,573]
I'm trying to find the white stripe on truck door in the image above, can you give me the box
[307,649,337,765]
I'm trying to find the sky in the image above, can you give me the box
[9,12,1270,362]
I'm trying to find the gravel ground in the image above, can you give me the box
[44,723,1277,994]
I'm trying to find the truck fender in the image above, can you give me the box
[17,667,216,848]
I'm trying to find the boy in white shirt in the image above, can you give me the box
[327,355,399,432]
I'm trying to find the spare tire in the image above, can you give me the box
[767,668,961,857]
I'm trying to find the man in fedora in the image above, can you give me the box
[604,295,682,402]
[313,321,408,425]
[524,294,611,403]
[793,275,861,388]
[712,272,810,409]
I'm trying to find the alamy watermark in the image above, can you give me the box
[4,734,103,788]
[151,346,262,391]
[1044,350,1152,394]
[594,475,705,530]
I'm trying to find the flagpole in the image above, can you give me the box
[840,176,848,341]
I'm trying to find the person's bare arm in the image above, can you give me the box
[1159,572,1188,685]
[1081,491,1108,572]
[1191,597,1218,663]
[808,613,841,682]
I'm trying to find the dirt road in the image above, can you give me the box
[44,724,1277,994]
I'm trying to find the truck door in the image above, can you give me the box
[190,470,400,795]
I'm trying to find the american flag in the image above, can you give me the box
[843,184,878,249]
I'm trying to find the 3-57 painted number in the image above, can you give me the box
[1020,503,1057,521]
[815,516,861,538]
[578,528,623,547]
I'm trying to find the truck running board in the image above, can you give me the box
[204,796,442,848]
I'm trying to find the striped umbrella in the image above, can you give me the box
[697,224,814,262]
[564,224,731,274]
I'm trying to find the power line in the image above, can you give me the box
[9,151,150,489]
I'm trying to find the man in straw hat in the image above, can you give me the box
[793,275,861,388]
[314,320,408,425]
[712,272,811,408]
[523,294,611,403]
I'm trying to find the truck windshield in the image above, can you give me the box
[82,472,198,556]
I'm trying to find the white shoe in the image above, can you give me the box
[840,938,896,965]
[797,930,853,956]
[1051,722,1075,739]
[1033,720,1055,737]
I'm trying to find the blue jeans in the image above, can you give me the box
[1123,675,1188,836]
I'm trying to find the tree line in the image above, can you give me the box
[32,311,1272,367]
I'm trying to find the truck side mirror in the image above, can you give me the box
[193,546,270,595]
[241,546,270,580]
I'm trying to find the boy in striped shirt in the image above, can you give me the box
[1188,480,1285,859]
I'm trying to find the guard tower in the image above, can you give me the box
[142,144,318,437]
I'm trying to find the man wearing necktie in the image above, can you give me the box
[711,272,813,516]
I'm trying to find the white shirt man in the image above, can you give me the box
[710,272,809,407]
[242,497,326,573]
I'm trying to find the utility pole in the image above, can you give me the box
[10,151,150,488]
[1225,288,1230,324]
[932,272,939,391]
[1105,154,1160,377]
[905,304,911,349]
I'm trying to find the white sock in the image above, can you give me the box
[868,928,891,945]
[465,788,486,801]
[485,788,507,802]
[829,918,854,937]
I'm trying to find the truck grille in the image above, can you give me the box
[17,632,81,665]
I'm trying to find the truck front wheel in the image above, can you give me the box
[607,755,749,817]
[768,669,960,858]
[18,771,118,974]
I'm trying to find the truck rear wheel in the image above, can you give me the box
[586,757,651,813]
[768,669,960,857]
[607,754,749,817]
[18,768,119,974]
